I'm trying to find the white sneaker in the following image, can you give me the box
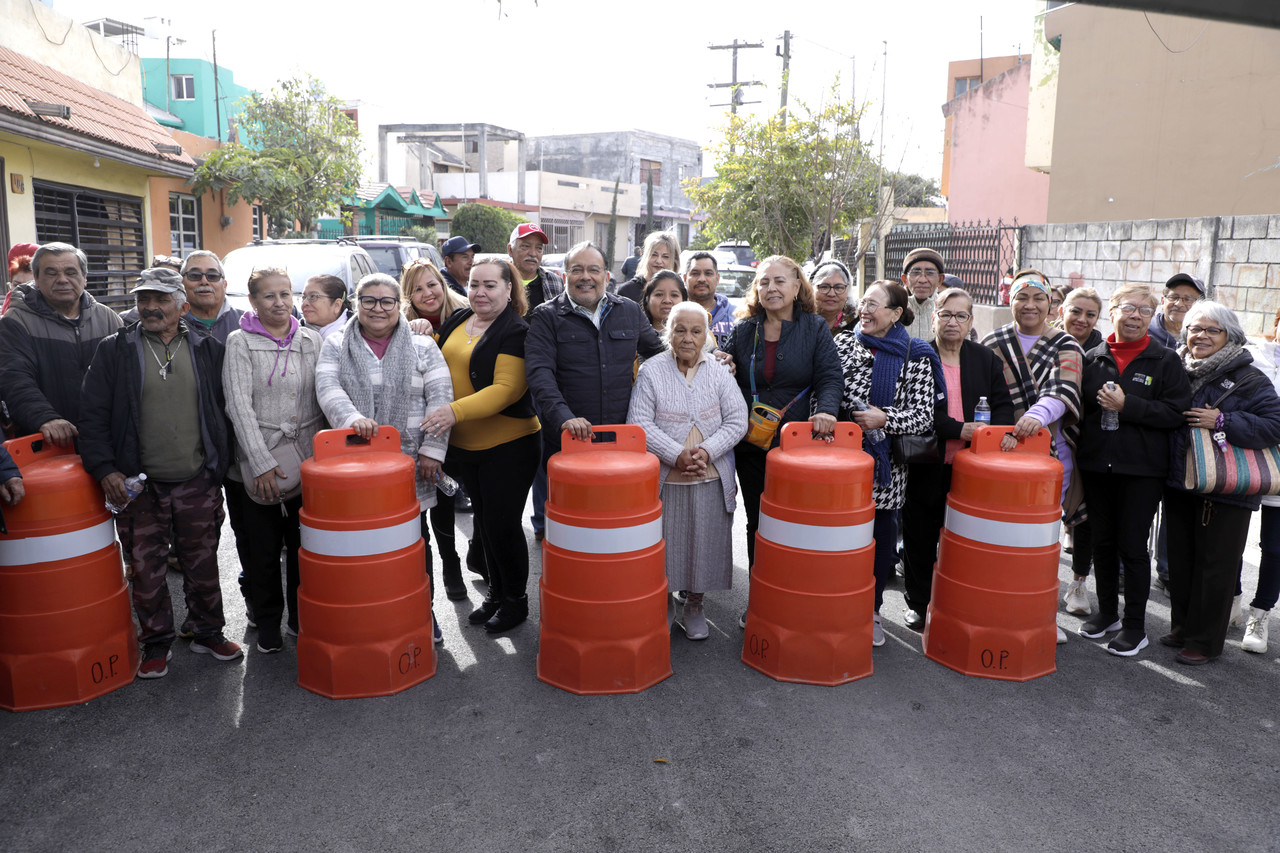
[1243,607,1270,654]
[1229,594,1244,628]
[1056,625,1068,645]
[682,598,709,641]
[1063,579,1090,615]
[872,613,885,647]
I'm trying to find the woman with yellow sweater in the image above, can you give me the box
[420,259,540,633]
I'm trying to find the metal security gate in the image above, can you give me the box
[884,220,1021,305]
[33,180,145,310]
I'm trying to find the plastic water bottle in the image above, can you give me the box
[434,472,460,496]
[849,396,886,445]
[1101,382,1120,431]
[105,473,147,514]
[974,396,991,425]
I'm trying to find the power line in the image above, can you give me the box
[707,40,764,115]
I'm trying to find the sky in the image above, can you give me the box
[52,0,1040,180]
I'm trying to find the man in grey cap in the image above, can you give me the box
[1149,272,1206,350]
[440,236,480,296]
[900,247,945,343]
[78,268,240,679]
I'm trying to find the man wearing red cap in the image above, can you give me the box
[507,223,563,313]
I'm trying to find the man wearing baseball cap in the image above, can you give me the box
[900,247,945,343]
[508,223,564,313]
[0,242,122,445]
[79,267,241,678]
[440,235,480,296]
[1149,272,1206,350]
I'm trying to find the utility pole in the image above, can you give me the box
[211,30,221,143]
[777,30,791,124]
[708,39,764,153]
[707,39,764,115]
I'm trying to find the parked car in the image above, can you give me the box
[221,239,379,312]
[679,248,737,273]
[352,236,445,280]
[714,241,759,268]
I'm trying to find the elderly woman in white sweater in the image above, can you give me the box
[628,301,749,640]
[223,268,325,653]
[315,273,455,643]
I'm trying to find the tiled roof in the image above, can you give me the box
[0,45,194,167]
[355,182,389,202]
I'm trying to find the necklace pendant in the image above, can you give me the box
[160,364,169,380]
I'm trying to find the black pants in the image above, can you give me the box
[735,443,767,568]
[1070,517,1093,579]
[429,489,460,571]
[1165,487,1253,657]
[446,433,539,605]
[901,462,951,614]
[235,485,301,634]
[1082,471,1163,630]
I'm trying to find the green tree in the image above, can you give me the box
[891,172,943,208]
[685,84,884,262]
[189,75,362,237]
[605,177,620,270]
[451,203,527,254]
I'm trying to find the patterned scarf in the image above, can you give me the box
[338,314,414,436]
[984,323,1084,450]
[1180,341,1245,394]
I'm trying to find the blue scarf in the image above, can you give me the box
[854,322,946,485]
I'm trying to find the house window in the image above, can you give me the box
[33,180,145,308]
[594,221,612,249]
[169,193,200,255]
[953,76,981,98]
[171,74,195,101]
[639,159,662,186]
[252,204,264,241]
[539,216,583,255]
[677,224,690,247]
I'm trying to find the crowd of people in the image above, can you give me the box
[1,228,1277,681]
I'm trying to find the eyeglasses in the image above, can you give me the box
[907,268,939,280]
[857,300,885,313]
[183,271,224,282]
[301,293,339,303]
[358,296,399,311]
[816,283,849,295]
[1115,304,1155,317]
[1185,325,1225,336]
[935,311,971,323]
[1164,293,1198,305]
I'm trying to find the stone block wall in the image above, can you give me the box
[1020,214,1280,336]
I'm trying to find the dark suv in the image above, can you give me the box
[353,236,445,281]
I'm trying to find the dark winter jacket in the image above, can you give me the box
[931,338,1017,439]
[525,291,664,452]
[1078,337,1192,478]
[724,305,842,454]
[0,284,122,435]
[1166,348,1280,510]
[77,320,232,484]
[1147,312,1178,350]
[616,275,646,303]
[436,304,536,420]
[524,268,565,314]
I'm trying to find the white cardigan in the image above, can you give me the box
[627,351,749,512]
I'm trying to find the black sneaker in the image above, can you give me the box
[1106,628,1149,657]
[256,624,284,654]
[1079,614,1122,639]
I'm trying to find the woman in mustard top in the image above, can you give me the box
[420,259,540,633]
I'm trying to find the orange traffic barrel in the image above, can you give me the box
[296,428,435,699]
[924,426,1063,681]
[0,434,138,711]
[742,422,876,685]
[538,425,671,695]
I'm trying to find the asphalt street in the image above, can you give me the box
[3,500,1278,853]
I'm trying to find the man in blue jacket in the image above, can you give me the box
[79,268,241,679]
[526,240,665,464]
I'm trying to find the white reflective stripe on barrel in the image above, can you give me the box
[0,518,116,567]
[758,512,874,552]
[300,517,421,558]
[544,517,662,555]
[944,506,1061,549]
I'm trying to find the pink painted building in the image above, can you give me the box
[942,60,1049,226]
